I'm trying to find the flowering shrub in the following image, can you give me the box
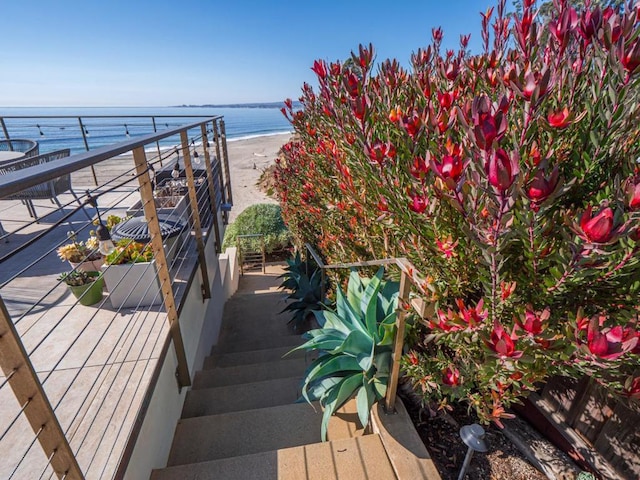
[275,0,640,425]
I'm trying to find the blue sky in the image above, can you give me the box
[0,0,499,107]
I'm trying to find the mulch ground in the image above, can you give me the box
[402,393,548,480]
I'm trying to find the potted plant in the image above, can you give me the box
[57,231,104,272]
[58,270,104,306]
[101,239,162,308]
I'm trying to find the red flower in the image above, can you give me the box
[408,351,419,366]
[486,149,518,192]
[624,376,640,399]
[629,180,640,210]
[345,73,360,97]
[442,366,460,386]
[377,196,389,212]
[471,96,508,151]
[432,27,443,42]
[486,321,523,359]
[579,6,602,42]
[587,320,638,360]
[402,113,421,138]
[518,307,550,335]
[366,140,396,166]
[455,298,487,328]
[431,153,464,188]
[411,156,429,180]
[311,60,327,79]
[547,107,573,129]
[408,193,428,214]
[620,38,640,74]
[500,281,516,301]
[526,167,559,210]
[437,91,457,109]
[579,205,616,243]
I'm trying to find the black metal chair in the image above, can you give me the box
[0,149,90,222]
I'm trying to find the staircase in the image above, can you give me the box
[150,264,440,480]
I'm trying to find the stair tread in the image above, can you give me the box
[205,344,308,369]
[182,376,302,417]
[193,357,309,389]
[155,434,394,480]
[167,401,363,466]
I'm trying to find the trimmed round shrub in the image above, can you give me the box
[222,203,292,254]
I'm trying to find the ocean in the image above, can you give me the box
[0,106,293,154]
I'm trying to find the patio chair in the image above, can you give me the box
[0,139,39,159]
[0,149,90,222]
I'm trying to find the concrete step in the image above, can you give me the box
[167,401,364,466]
[193,357,309,389]
[152,434,396,480]
[214,330,303,354]
[207,341,306,368]
[182,376,302,418]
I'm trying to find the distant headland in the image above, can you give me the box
[173,101,301,109]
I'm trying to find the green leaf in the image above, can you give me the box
[347,269,365,312]
[336,286,368,336]
[336,329,374,358]
[356,379,376,428]
[320,373,363,441]
[362,269,383,336]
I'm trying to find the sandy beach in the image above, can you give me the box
[225,133,290,222]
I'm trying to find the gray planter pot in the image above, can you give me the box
[101,261,162,309]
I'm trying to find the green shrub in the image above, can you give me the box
[222,203,292,254]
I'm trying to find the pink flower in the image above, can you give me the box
[486,149,518,192]
[436,236,459,259]
[486,321,523,359]
[442,366,460,386]
[587,320,638,360]
[620,38,640,74]
[408,193,428,214]
[410,156,429,180]
[455,298,488,328]
[579,205,616,243]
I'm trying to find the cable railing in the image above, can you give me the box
[303,243,436,414]
[0,116,232,479]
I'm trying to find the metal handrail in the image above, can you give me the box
[0,117,222,198]
[303,243,432,413]
[0,116,230,479]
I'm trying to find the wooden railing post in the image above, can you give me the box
[180,131,212,299]
[219,120,233,207]
[0,296,84,479]
[385,269,411,413]
[131,146,191,389]
[200,124,221,253]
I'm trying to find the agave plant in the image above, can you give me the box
[280,268,325,331]
[289,267,399,440]
[279,252,328,331]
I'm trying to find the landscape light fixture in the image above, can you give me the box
[193,150,201,166]
[172,160,181,179]
[86,192,115,255]
[457,423,488,480]
[148,162,156,191]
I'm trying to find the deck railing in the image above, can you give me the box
[303,243,434,413]
[0,116,232,479]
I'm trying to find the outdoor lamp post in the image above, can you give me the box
[457,423,488,480]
